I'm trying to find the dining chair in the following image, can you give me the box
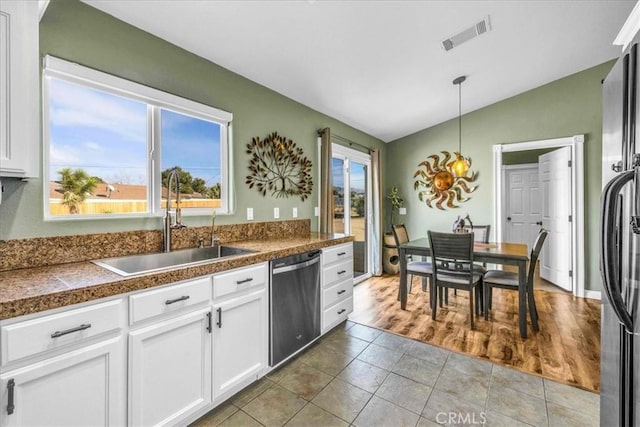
[482,229,548,332]
[450,225,490,300]
[427,231,483,329]
[463,224,491,243]
[392,224,433,300]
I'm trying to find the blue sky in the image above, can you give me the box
[161,110,221,186]
[332,158,366,192]
[49,78,221,186]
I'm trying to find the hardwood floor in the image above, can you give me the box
[350,273,601,393]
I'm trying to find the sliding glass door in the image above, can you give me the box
[332,145,372,282]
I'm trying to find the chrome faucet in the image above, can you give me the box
[164,168,186,252]
[210,209,220,247]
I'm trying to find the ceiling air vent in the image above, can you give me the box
[442,15,492,51]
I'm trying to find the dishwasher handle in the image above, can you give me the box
[272,253,320,275]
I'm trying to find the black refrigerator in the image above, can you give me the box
[601,38,640,427]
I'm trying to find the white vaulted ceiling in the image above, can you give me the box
[83,0,636,142]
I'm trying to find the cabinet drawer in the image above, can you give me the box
[323,260,353,288]
[323,279,353,309]
[322,243,353,266]
[1,299,124,365]
[213,263,267,299]
[322,296,353,332]
[130,277,211,325]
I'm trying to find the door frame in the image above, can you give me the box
[493,134,586,298]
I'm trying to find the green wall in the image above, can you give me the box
[386,61,615,292]
[0,0,385,239]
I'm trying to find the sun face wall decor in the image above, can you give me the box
[246,132,313,201]
[413,151,478,210]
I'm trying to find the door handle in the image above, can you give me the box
[601,169,634,332]
[633,166,640,234]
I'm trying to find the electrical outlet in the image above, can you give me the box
[314,206,319,217]
[292,207,298,218]
[399,207,407,215]
[247,207,254,221]
[274,207,280,219]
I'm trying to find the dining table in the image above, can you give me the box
[398,238,531,338]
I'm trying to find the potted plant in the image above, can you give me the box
[387,186,404,228]
[383,186,404,274]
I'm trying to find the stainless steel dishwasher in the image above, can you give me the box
[269,249,321,367]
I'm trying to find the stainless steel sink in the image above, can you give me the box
[92,245,256,276]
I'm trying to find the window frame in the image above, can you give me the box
[42,55,233,220]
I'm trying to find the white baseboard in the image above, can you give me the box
[584,290,601,300]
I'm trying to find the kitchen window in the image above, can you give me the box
[42,56,232,219]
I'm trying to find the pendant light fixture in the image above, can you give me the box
[450,75,470,177]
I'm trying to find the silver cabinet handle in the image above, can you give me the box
[51,323,91,339]
[165,295,190,305]
[206,312,212,333]
[337,309,346,315]
[337,290,346,295]
[7,379,15,415]
[216,307,222,328]
[236,278,253,285]
[337,252,346,256]
[338,270,346,275]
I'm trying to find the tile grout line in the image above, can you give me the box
[542,379,551,427]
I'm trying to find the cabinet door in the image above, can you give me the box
[0,337,126,427]
[213,288,267,401]
[129,308,212,427]
[0,0,39,177]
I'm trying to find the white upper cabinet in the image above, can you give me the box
[0,0,39,178]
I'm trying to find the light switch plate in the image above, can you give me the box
[399,207,407,215]
[314,206,319,217]
[247,208,254,220]
[292,207,298,218]
[274,207,280,219]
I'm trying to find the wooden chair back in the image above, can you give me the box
[463,224,491,243]
[391,224,410,247]
[428,231,475,277]
[527,229,549,287]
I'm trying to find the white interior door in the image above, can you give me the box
[504,165,542,248]
[539,147,572,291]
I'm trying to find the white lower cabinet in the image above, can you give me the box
[321,243,354,333]
[212,267,268,402]
[0,251,351,426]
[128,308,212,427]
[0,336,126,427]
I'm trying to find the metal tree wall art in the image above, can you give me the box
[246,132,313,201]
[413,151,478,210]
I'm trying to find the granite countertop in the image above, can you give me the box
[0,233,353,321]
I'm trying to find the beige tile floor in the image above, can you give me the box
[191,320,599,427]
